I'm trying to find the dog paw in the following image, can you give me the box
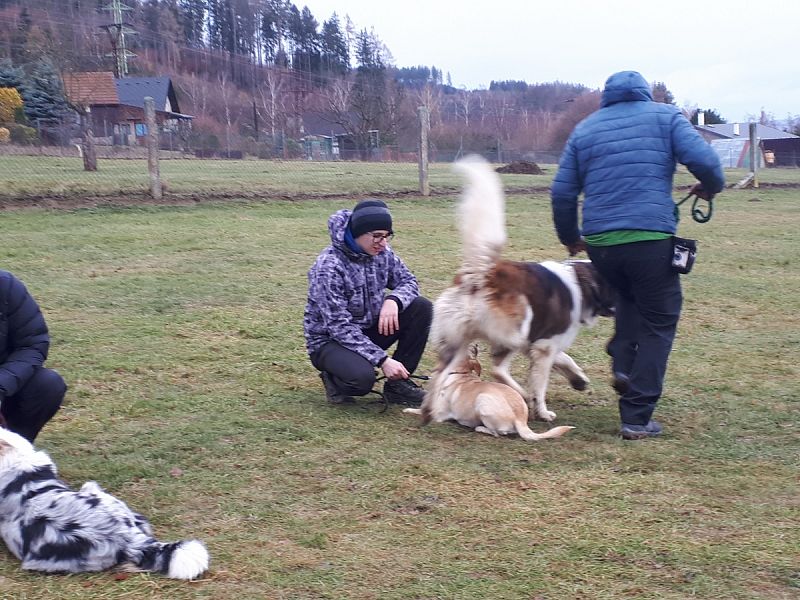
[570,377,589,391]
[537,410,557,422]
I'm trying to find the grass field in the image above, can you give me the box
[0,164,798,599]
[2,154,797,202]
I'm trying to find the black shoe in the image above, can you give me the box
[319,372,355,404]
[383,378,425,406]
[611,372,630,395]
[620,420,663,440]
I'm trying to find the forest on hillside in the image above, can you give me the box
[0,0,710,159]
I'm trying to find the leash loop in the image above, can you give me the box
[676,192,713,224]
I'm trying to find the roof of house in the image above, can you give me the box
[696,123,798,140]
[115,77,178,112]
[63,71,119,105]
[302,112,349,137]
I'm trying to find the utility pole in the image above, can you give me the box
[101,0,136,77]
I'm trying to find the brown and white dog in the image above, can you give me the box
[426,155,615,422]
[404,347,574,440]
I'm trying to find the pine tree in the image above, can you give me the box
[19,58,70,127]
[651,81,675,104]
[691,108,726,125]
[261,0,289,66]
[320,12,348,75]
[0,59,24,89]
[179,0,207,48]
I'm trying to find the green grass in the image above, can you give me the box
[0,169,797,599]
[1,154,781,201]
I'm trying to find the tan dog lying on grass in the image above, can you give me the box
[404,348,574,441]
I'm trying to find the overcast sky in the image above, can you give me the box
[300,0,800,123]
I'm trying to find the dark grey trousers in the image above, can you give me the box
[587,239,682,425]
[310,296,432,396]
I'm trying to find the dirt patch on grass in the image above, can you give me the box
[2,181,799,210]
[0,187,555,210]
[495,161,545,175]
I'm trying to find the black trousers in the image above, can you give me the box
[310,296,433,396]
[1,367,66,442]
[587,239,682,425]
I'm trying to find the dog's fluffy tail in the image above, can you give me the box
[452,155,506,275]
[134,539,209,580]
[516,424,575,442]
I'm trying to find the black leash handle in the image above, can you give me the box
[676,192,713,223]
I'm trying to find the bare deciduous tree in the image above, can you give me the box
[257,68,290,140]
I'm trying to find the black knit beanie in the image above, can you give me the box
[348,199,393,238]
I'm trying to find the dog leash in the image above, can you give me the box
[676,192,713,223]
[374,374,431,382]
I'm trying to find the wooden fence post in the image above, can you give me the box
[81,107,97,172]
[144,96,162,199]
[418,106,430,196]
[749,122,759,188]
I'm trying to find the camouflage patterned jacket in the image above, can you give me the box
[303,209,420,365]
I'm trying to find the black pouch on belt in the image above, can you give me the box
[671,236,697,274]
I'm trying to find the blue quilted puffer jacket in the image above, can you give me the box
[551,70,725,244]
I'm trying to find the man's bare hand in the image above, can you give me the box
[381,357,409,380]
[566,239,587,256]
[690,182,713,200]
[378,299,400,336]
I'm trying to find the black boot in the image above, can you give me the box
[319,372,355,404]
[383,378,425,406]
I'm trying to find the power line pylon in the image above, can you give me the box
[100,0,136,77]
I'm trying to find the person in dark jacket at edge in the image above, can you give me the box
[0,270,67,442]
[304,199,432,406]
[550,70,724,440]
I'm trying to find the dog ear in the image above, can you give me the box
[0,438,14,456]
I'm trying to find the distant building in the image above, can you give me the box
[694,122,800,168]
[64,72,193,145]
[300,112,360,160]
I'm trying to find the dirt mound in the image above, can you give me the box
[495,161,544,175]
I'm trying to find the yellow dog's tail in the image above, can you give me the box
[515,423,575,441]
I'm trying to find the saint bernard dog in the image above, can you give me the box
[426,155,615,422]
[0,427,209,579]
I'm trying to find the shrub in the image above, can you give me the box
[8,124,38,145]
[0,87,23,124]
[0,127,9,144]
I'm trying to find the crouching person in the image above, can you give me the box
[0,270,66,442]
[304,199,432,407]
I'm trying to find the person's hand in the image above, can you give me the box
[381,357,409,381]
[565,239,587,256]
[690,182,713,200]
[378,299,400,336]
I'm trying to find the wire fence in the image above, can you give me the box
[0,131,563,203]
[0,126,795,204]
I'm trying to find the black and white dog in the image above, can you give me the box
[0,427,209,579]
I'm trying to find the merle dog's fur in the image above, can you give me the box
[0,428,208,579]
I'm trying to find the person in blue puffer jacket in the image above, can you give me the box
[304,199,432,407]
[0,270,66,442]
[551,70,724,440]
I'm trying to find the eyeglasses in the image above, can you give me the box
[370,232,394,243]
